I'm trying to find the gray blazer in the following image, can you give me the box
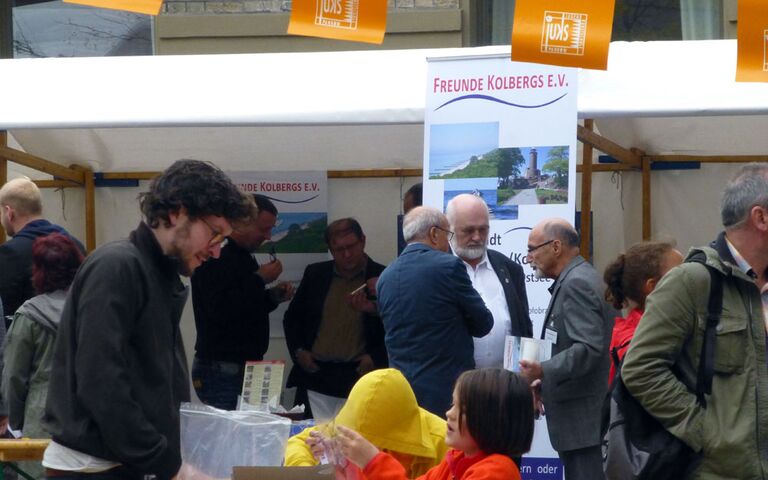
[539,256,616,452]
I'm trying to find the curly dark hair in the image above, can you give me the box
[603,241,676,310]
[31,233,84,295]
[138,160,252,228]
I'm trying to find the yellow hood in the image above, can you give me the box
[335,368,441,460]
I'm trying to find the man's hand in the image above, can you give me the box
[355,354,375,375]
[296,349,320,373]
[346,277,378,314]
[519,359,544,384]
[336,425,379,469]
[269,281,295,303]
[257,259,283,284]
[530,379,545,418]
[0,416,8,436]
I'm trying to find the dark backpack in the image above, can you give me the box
[601,255,723,480]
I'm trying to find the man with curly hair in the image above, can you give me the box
[42,160,252,480]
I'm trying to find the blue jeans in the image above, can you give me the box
[191,357,245,410]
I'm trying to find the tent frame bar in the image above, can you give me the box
[1,125,764,257]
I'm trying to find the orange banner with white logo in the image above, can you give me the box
[288,0,387,45]
[736,0,768,82]
[511,0,615,70]
[63,0,161,15]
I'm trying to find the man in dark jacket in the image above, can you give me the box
[0,178,84,316]
[283,218,387,418]
[191,194,294,410]
[42,160,252,480]
[377,207,493,417]
[446,193,532,368]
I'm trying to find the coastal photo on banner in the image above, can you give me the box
[423,54,577,480]
[228,170,328,338]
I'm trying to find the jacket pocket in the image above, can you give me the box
[696,313,747,374]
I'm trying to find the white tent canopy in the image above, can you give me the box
[2,40,767,173]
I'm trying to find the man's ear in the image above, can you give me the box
[752,206,768,232]
[167,207,186,227]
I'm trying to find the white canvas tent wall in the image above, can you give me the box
[0,39,766,401]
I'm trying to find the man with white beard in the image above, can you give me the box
[445,194,532,368]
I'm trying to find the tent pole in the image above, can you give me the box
[0,131,6,243]
[71,165,96,253]
[580,119,594,259]
[642,155,651,240]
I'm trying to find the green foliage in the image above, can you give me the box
[542,146,569,188]
[439,147,526,181]
[256,216,328,254]
[497,187,517,204]
[535,188,568,205]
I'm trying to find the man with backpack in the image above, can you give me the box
[622,163,768,479]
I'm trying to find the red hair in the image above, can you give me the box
[31,233,84,295]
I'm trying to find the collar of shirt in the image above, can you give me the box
[725,236,756,278]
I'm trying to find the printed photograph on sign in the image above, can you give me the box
[498,146,569,206]
[428,122,499,179]
[541,11,588,56]
[443,178,519,220]
[315,0,359,29]
[256,212,328,254]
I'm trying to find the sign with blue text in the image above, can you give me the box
[424,54,577,480]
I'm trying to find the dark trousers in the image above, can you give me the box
[191,357,245,410]
[560,445,604,480]
[45,465,136,480]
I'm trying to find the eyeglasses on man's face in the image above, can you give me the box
[527,239,555,254]
[200,217,228,249]
[432,225,454,242]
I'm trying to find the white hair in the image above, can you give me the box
[403,207,445,243]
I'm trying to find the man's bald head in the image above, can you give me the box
[527,218,580,280]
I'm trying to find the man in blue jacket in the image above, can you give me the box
[0,178,84,317]
[377,206,493,417]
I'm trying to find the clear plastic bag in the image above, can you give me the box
[180,402,292,479]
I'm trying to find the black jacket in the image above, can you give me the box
[487,249,533,338]
[283,257,387,397]
[191,240,278,362]
[0,219,84,316]
[44,223,190,480]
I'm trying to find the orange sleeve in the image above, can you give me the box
[462,455,520,480]
[364,453,451,480]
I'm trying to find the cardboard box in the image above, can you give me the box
[233,466,334,480]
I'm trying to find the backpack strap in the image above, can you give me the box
[687,252,724,409]
[610,339,632,370]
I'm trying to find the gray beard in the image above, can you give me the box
[532,265,546,279]
[452,241,486,261]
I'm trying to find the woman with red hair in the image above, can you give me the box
[2,233,83,478]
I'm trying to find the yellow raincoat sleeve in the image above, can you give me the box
[284,427,320,466]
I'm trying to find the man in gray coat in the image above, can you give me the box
[519,218,615,480]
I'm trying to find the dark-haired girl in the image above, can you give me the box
[603,241,682,382]
[337,368,534,480]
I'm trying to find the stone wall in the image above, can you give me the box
[162,0,459,15]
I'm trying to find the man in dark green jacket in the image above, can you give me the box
[622,163,768,479]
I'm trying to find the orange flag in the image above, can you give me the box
[63,0,161,15]
[736,0,768,82]
[288,0,387,45]
[511,0,615,70]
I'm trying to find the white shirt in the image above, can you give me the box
[459,252,512,368]
[43,440,120,473]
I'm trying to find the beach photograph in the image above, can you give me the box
[443,178,518,220]
[428,122,499,179]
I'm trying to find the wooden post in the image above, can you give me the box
[580,119,594,259]
[71,165,96,252]
[0,131,6,243]
[642,155,651,240]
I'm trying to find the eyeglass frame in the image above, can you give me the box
[527,239,555,254]
[432,225,455,242]
[200,217,228,248]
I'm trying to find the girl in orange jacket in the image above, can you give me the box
[336,369,534,480]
